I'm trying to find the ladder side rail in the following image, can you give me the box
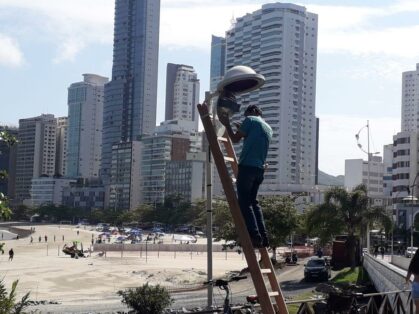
[197,104,276,314]
[222,132,239,177]
[260,248,289,313]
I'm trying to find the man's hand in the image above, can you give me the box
[233,122,241,129]
[218,112,230,127]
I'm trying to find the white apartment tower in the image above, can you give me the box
[67,74,108,178]
[402,64,419,132]
[226,3,318,189]
[15,114,57,203]
[165,63,200,131]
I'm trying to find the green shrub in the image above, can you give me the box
[117,283,173,314]
[0,279,31,314]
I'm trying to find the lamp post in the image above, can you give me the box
[355,120,380,252]
[202,66,265,308]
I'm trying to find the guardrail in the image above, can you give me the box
[292,290,413,314]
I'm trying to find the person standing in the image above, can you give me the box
[8,248,14,261]
[218,104,273,248]
[406,249,419,313]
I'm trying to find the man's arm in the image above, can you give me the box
[218,113,245,143]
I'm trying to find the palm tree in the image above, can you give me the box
[306,184,391,268]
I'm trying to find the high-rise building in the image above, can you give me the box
[139,120,203,204]
[402,64,419,132]
[210,35,226,92]
[392,131,419,199]
[165,63,200,130]
[209,36,227,197]
[15,114,57,204]
[0,126,18,199]
[55,117,68,176]
[226,3,318,190]
[101,0,160,210]
[67,74,108,178]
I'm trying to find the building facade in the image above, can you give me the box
[101,0,160,210]
[0,126,18,199]
[210,35,226,92]
[402,64,419,132]
[55,117,68,176]
[344,157,384,205]
[62,178,105,210]
[165,63,200,130]
[15,114,57,204]
[139,120,202,204]
[30,176,76,207]
[392,131,419,200]
[165,160,204,203]
[226,3,318,191]
[67,74,108,178]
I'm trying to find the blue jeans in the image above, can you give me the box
[236,165,267,244]
[412,281,419,300]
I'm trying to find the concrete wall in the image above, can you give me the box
[363,254,409,304]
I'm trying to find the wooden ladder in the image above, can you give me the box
[197,103,288,314]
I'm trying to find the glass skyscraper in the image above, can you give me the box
[101,0,160,210]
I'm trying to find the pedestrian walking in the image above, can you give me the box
[8,248,14,261]
[62,235,65,242]
[380,246,385,259]
[44,235,48,242]
[38,236,41,243]
[218,102,272,248]
[406,249,419,313]
[30,236,33,244]
[77,230,79,236]
[54,235,56,242]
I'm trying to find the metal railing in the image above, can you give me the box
[292,289,413,314]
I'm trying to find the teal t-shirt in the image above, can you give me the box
[238,116,273,169]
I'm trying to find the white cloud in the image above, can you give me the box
[53,38,86,64]
[319,114,400,176]
[0,0,113,63]
[160,3,258,50]
[0,33,24,67]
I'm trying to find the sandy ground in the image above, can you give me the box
[0,225,248,307]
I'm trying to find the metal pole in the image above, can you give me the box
[205,92,214,308]
[366,120,371,252]
[412,181,415,259]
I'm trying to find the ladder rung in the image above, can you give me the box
[224,156,235,162]
[217,137,228,142]
[260,268,271,274]
[268,291,280,297]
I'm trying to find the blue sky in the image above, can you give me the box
[1,0,419,176]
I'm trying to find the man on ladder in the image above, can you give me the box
[217,94,273,249]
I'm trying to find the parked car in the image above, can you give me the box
[304,257,331,281]
[405,247,418,258]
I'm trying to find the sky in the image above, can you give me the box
[2,0,419,176]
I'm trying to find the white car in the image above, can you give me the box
[405,247,418,258]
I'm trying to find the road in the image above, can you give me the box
[171,257,329,309]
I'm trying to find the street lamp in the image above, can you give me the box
[203,65,265,308]
[355,120,380,252]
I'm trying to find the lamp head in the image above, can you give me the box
[216,65,265,118]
